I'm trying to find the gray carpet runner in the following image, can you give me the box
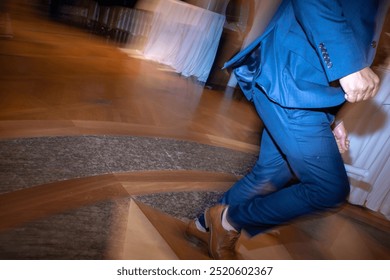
[0,135,256,259]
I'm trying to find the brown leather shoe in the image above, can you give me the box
[185,219,209,246]
[206,205,240,259]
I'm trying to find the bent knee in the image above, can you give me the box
[330,182,350,206]
[314,181,350,209]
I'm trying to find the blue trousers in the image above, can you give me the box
[200,89,350,236]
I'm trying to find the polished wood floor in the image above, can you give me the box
[1,1,389,260]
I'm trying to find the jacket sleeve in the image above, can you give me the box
[291,0,369,82]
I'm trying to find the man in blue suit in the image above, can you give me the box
[186,0,389,259]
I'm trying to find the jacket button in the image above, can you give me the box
[371,41,377,48]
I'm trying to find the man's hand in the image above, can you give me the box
[333,121,350,153]
[339,67,380,103]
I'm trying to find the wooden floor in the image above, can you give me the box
[1,1,389,260]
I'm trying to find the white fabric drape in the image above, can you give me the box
[341,68,390,219]
[112,8,152,37]
[142,0,225,82]
[185,0,229,14]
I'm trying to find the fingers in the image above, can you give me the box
[341,138,350,153]
[340,67,380,103]
[332,121,346,138]
[332,121,349,153]
[345,139,350,150]
[335,136,350,153]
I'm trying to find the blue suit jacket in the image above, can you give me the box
[225,0,388,108]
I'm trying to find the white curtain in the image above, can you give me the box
[142,0,225,82]
[185,0,230,14]
[341,68,390,219]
